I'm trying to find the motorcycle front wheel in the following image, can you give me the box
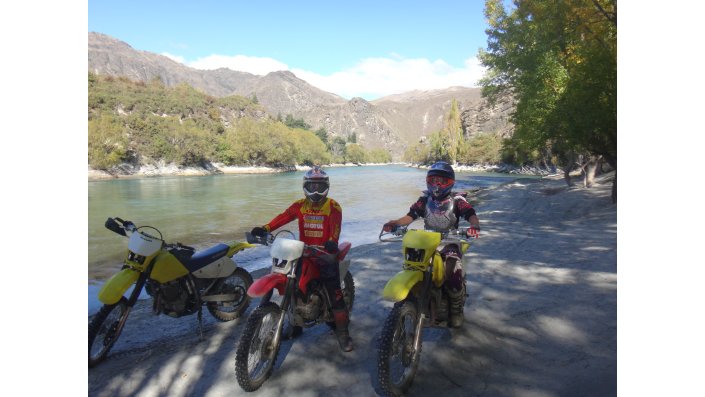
[88,298,129,367]
[208,267,253,321]
[235,302,283,391]
[378,299,422,396]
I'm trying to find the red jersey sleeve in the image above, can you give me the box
[328,199,342,242]
[265,200,302,232]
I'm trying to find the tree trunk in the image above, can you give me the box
[564,167,573,186]
[583,155,602,188]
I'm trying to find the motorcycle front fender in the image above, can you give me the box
[98,268,140,305]
[382,270,423,302]
[247,273,287,297]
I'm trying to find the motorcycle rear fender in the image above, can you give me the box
[382,270,423,302]
[247,273,287,297]
[98,268,140,305]
[227,241,256,257]
[337,241,352,261]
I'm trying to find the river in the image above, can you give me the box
[88,165,525,312]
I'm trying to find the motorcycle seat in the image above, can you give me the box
[184,243,230,272]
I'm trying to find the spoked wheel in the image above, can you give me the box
[235,302,283,391]
[208,268,253,321]
[88,298,129,367]
[378,299,423,396]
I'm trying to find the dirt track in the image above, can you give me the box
[88,175,617,397]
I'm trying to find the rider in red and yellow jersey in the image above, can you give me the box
[250,166,352,352]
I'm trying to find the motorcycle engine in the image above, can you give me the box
[294,293,322,322]
[150,279,195,317]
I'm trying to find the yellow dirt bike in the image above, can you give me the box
[376,225,472,396]
[88,217,255,367]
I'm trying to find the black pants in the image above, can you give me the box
[318,256,345,310]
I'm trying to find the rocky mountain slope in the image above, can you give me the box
[88,32,513,159]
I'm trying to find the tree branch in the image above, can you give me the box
[590,0,617,26]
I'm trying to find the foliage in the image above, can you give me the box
[314,127,328,146]
[88,113,128,169]
[403,142,432,164]
[344,143,367,164]
[479,0,617,168]
[283,114,311,130]
[87,74,388,169]
[458,133,503,164]
[367,148,393,163]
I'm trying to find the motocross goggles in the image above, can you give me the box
[426,175,454,188]
[304,181,329,195]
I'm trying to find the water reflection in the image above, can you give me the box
[88,166,522,280]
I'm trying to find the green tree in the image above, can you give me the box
[293,128,332,165]
[445,99,463,162]
[480,0,616,198]
[314,127,329,146]
[88,113,128,169]
[284,114,311,130]
[367,148,392,163]
[329,136,347,160]
[344,143,367,164]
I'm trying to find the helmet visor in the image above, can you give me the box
[304,181,329,195]
[426,175,454,188]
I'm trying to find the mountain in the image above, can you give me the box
[88,32,512,159]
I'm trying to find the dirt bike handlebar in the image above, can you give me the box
[245,230,333,257]
[378,225,476,242]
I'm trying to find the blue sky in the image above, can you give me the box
[89,0,492,100]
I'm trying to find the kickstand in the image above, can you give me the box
[197,306,204,341]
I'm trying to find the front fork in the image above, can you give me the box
[110,262,153,344]
[412,270,433,353]
[268,276,296,355]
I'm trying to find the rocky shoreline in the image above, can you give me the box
[88,161,560,180]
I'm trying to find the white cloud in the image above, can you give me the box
[161,52,185,64]
[166,52,486,100]
[294,56,485,100]
[187,55,289,76]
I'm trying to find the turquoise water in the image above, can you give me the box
[88,165,522,311]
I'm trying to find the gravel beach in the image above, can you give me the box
[88,173,617,397]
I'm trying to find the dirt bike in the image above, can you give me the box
[235,230,355,392]
[88,217,255,367]
[376,225,473,396]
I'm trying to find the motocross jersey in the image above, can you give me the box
[264,197,342,246]
[407,192,476,232]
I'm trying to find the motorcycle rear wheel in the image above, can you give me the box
[207,267,253,321]
[235,302,282,391]
[88,298,129,367]
[378,299,422,396]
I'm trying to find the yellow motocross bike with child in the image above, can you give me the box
[376,225,473,397]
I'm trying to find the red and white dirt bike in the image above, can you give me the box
[234,230,355,392]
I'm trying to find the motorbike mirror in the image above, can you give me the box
[105,218,126,236]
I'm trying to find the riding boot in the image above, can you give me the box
[447,283,466,328]
[332,308,353,352]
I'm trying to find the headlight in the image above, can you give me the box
[128,251,147,265]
